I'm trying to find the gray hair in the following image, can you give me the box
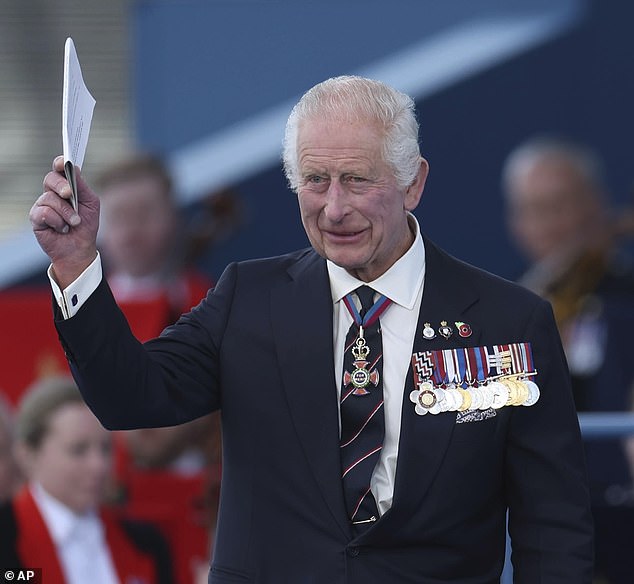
[282,76,421,191]
[502,135,605,196]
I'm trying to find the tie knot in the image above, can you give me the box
[356,286,376,318]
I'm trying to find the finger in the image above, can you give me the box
[53,155,65,172]
[43,170,73,201]
[33,191,81,228]
[30,199,71,234]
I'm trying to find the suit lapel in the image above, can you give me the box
[270,251,350,538]
[385,238,483,525]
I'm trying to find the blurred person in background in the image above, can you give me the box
[503,135,634,584]
[0,376,173,584]
[0,394,21,502]
[96,154,222,583]
[96,154,212,323]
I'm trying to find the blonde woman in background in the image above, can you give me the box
[0,376,173,584]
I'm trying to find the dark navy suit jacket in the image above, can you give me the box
[55,238,593,583]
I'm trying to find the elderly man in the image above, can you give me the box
[31,76,592,583]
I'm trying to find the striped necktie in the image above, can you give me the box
[339,285,392,529]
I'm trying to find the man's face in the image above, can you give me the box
[296,117,426,282]
[100,175,177,277]
[506,157,602,262]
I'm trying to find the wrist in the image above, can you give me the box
[51,249,98,289]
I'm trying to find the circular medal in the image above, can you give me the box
[489,381,510,409]
[446,388,462,412]
[457,388,472,411]
[418,389,437,409]
[440,390,454,412]
[502,379,519,406]
[514,381,529,406]
[351,367,370,389]
[479,385,495,410]
[506,379,524,406]
[522,380,541,406]
[469,387,484,410]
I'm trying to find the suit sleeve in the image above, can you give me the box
[505,299,594,582]
[54,262,239,430]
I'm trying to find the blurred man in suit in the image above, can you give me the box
[503,136,634,583]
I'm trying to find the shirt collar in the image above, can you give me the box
[327,213,425,309]
[30,481,100,545]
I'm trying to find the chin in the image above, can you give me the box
[323,246,361,265]
[326,257,354,270]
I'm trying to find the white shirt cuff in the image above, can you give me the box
[48,253,103,319]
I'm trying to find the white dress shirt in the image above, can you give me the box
[327,214,426,515]
[48,254,103,319]
[31,482,119,584]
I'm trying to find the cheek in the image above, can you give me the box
[511,212,540,240]
[34,455,74,493]
[300,215,323,252]
[298,196,321,226]
[146,215,175,242]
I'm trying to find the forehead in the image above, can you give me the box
[512,156,589,197]
[44,403,107,441]
[297,117,385,167]
[102,174,171,207]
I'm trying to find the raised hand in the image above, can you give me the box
[30,156,100,288]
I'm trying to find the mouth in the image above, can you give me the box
[322,228,365,242]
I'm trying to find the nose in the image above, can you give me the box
[323,180,349,223]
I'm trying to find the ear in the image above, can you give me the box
[404,157,429,212]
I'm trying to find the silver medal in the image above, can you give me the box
[522,380,540,406]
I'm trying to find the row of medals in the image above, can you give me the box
[409,376,540,416]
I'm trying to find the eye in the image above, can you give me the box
[343,174,367,184]
[68,441,90,457]
[300,175,329,192]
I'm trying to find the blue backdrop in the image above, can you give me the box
[132,0,634,282]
